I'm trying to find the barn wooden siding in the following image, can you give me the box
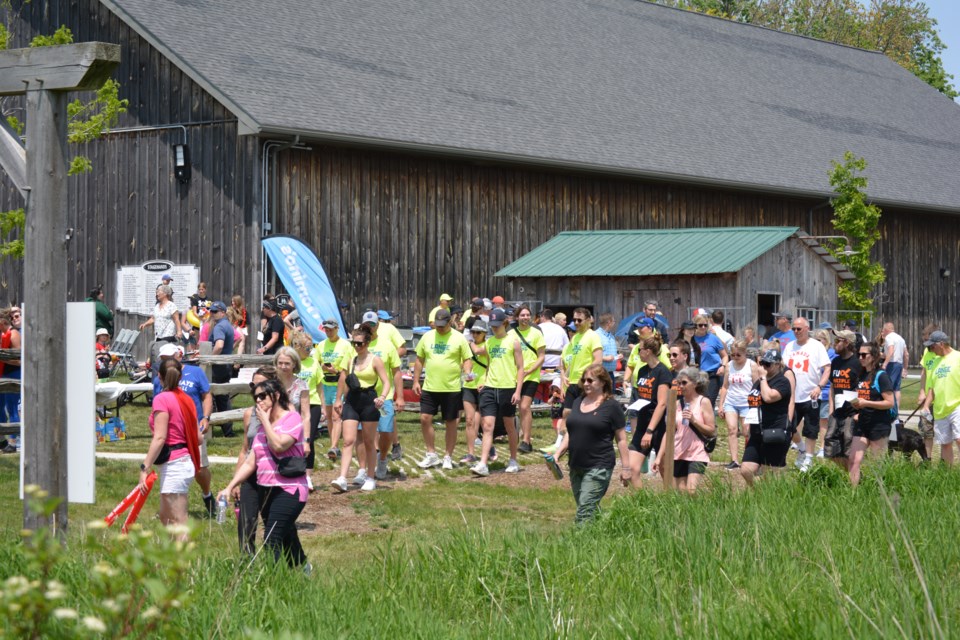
[274,144,957,352]
[0,0,262,356]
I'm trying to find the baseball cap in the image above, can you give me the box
[817,322,833,330]
[161,273,173,281]
[434,308,452,327]
[321,318,339,329]
[377,310,393,321]
[634,317,655,330]
[470,319,490,334]
[439,293,454,302]
[361,301,377,312]
[488,309,507,327]
[831,329,856,342]
[491,295,505,305]
[759,349,782,364]
[210,301,227,313]
[158,343,184,358]
[470,297,484,308]
[361,310,379,326]
[482,298,493,310]
[772,311,792,320]
[262,300,277,311]
[681,320,695,330]
[924,330,949,347]
[96,328,110,337]
[843,319,858,328]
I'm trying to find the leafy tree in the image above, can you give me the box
[825,152,886,318]
[0,22,128,259]
[657,0,957,98]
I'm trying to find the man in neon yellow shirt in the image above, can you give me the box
[376,310,407,357]
[513,305,545,454]
[921,331,960,465]
[561,307,604,412]
[413,308,473,469]
[316,318,354,462]
[471,308,524,477]
[428,293,454,327]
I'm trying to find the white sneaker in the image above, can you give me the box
[330,476,348,493]
[417,452,441,468]
[360,478,376,492]
[505,459,521,474]
[351,469,368,485]
[470,462,490,477]
[441,455,454,470]
[474,437,483,447]
[790,442,801,452]
[794,451,806,469]
[815,448,825,459]
[799,453,813,473]
[375,459,388,480]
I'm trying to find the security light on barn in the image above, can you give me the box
[173,143,190,183]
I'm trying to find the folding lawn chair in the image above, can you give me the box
[108,328,141,377]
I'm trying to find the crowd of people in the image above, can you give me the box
[40,277,954,561]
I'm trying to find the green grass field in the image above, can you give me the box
[2,376,954,637]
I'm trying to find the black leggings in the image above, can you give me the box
[259,486,307,567]
[237,475,261,555]
[307,405,324,469]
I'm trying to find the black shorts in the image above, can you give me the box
[479,387,517,419]
[419,389,463,421]
[673,460,707,478]
[629,423,665,456]
[563,385,583,410]
[823,415,854,458]
[742,426,790,467]
[462,387,481,406]
[342,387,380,423]
[852,419,892,442]
[793,401,821,440]
[520,380,540,399]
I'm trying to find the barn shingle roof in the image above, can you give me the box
[101,0,960,212]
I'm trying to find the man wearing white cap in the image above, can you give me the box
[153,342,216,515]
[428,293,454,328]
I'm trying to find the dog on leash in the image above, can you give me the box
[888,421,930,462]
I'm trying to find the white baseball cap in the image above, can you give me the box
[96,328,110,337]
[158,343,185,358]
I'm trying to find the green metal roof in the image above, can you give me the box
[495,227,801,278]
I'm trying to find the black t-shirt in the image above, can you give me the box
[856,369,893,427]
[263,315,285,355]
[747,370,792,432]
[566,396,626,470]
[634,363,673,433]
[830,352,861,416]
[190,295,212,319]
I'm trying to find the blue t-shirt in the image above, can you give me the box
[771,330,796,345]
[152,364,210,420]
[211,318,235,355]
[694,333,726,373]
[597,327,618,374]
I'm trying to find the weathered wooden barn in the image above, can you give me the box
[496,227,855,335]
[0,0,958,355]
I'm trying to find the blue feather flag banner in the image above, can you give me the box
[262,236,345,342]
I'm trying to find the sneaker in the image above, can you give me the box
[351,469,369,485]
[815,448,825,459]
[505,459,521,473]
[375,459,388,480]
[390,443,403,461]
[794,451,806,469]
[799,453,813,473]
[203,494,216,517]
[460,453,478,464]
[441,455,454,470]
[488,447,498,462]
[327,447,341,461]
[518,441,534,454]
[2,444,17,454]
[724,461,741,471]
[417,452,441,468]
[790,442,801,452]
[330,476,348,493]
[474,437,483,447]
[470,462,490,477]
[360,478,376,492]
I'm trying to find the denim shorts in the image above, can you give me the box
[722,404,749,417]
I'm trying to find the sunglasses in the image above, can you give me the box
[573,318,585,323]
[252,391,271,402]
[696,323,709,328]
[759,361,774,367]
[678,380,689,386]
[858,353,871,358]
[582,377,596,383]
[669,352,682,358]
[351,341,367,347]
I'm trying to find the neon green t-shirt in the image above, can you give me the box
[367,336,400,395]
[930,349,960,419]
[377,322,406,353]
[921,348,941,391]
[298,355,323,405]
[416,329,472,392]
[566,329,602,383]
[428,305,446,323]
[513,326,546,383]
[316,337,355,388]
[485,332,521,389]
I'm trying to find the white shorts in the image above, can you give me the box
[934,406,960,445]
[159,455,195,494]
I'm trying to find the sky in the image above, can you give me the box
[920,0,960,100]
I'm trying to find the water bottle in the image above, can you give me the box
[544,454,563,480]
[216,496,228,524]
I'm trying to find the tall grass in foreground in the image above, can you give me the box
[1,460,957,638]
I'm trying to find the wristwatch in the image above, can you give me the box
[139,463,147,471]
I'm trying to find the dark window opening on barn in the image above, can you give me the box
[546,304,595,323]
[756,293,780,338]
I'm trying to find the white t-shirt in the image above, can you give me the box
[782,338,831,402]
[725,358,756,406]
[153,301,178,339]
[884,332,906,363]
[538,321,569,369]
[712,325,734,351]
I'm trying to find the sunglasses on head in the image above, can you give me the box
[252,391,271,402]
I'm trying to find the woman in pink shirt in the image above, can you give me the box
[219,378,309,569]
[654,367,715,493]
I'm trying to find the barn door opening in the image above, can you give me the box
[756,293,780,339]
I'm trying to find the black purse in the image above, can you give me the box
[345,357,362,392]
[269,448,307,477]
[683,398,717,453]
